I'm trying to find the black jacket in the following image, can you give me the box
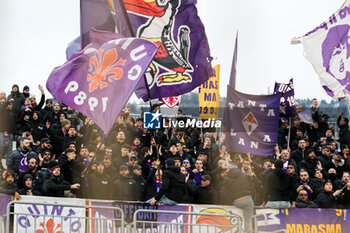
[315,190,344,208]
[193,184,217,204]
[154,166,186,203]
[43,174,71,197]
[113,175,136,201]
[337,115,350,147]
[133,174,146,201]
[299,157,320,177]
[295,198,318,208]
[89,172,113,200]
[263,169,295,202]
[221,168,252,204]
[291,148,307,166]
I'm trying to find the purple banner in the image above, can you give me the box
[46,29,157,134]
[118,0,213,101]
[90,201,188,233]
[274,78,297,117]
[256,208,349,233]
[224,86,281,155]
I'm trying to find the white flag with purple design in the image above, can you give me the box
[46,29,157,135]
[292,0,350,107]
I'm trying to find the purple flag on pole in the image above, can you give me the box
[229,31,238,89]
[115,0,213,101]
[274,78,297,117]
[223,32,238,126]
[46,29,157,135]
[224,86,281,155]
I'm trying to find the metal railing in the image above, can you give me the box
[130,209,243,233]
[6,200,125,233]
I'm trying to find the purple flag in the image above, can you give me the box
[229,31,238,89]
[224,86,281,155]
[274,78,297,117]
[46,29,157,134]
[116,0,213,101]
[223,32,238,126]
[80,0,116,48]
[298,109,313,124]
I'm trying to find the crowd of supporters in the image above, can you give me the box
[0,85,350,213]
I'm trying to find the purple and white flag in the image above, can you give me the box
[224,86,281,156]
[292,0,350,106]
[47,29,157,134]
[298,109,314,124]
[274,78,297,117]
[118,0,213,101]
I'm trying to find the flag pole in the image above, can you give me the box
[287,117,292,149]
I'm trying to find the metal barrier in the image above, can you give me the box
[0,215,5,233]
[130,209,243,233]
[6,200,125,233]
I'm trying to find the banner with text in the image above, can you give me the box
[14,196,85,233]
[199,65,220,119]
[256,208,349,233]
[224,86,281,155]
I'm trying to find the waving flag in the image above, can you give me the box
[223,33,238,127]
[46,29,157,134]
[224,87,281,155]
[199,65,220,119]
[274,78,297,117]
[117,0,213,101]
[292,0,350,108]
[298,109,314,125]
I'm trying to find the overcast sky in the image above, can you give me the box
[0,0,344,103]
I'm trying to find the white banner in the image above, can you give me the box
[189,204,244,233]
[14,196,85,233]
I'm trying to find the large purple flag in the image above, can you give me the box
[46,29,157,134]
[224,86,281,155]
[274,78,297,117]
[223,32,238,126]
[116,0,213,101]
[80,0,133,48]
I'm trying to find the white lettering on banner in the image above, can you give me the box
[237,101,244,108]
[263,135,272,142]
[248,100,256,106]
[230,129,237,136]
[65,81,108,112]
[14,196,85,233]
[255,209,280,226]
[267,109,275,116]
[238,138,245,145]
[259,104,267,111]
[229,102,235,110]
[251,141,259,149]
